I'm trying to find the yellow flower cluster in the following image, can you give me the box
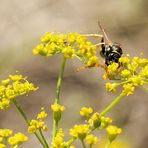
[106,125,122,142]
[8,132,28,147]
[51,103,65,121]
[33,32,100,68]
[51,128,65,148]
[28,108,48,133]
[88,112,101,128]
[0,129,12,138]
[69,124,89,139]
[0,129,28,147]
[0,73,38,110]
[80,107,93,118]
[68,109,121,146]
[105,55,148,96]
[86,134,99,145]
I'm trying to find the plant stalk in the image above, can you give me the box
[12,99,46,147]
[100,92,125,116]
[52,57,67,142]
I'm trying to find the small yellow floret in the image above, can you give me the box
[80,107,93,117]
[51,103,65,112]
[122,83,135,96]
[86,134,99,145]
[8,132,28,146]
[0,129,12,138]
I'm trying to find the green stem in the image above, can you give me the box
[67,138,76,146]
[89,144,92,148]
[12,99,46,147]
[80,139,86,148]
[55,57,67,104]
[105,141,111,148]
[39,129,49,148]
[100,93,125,116]
[52,57,67,142]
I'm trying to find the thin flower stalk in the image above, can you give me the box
[52,57,67,142]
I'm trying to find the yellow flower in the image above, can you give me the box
[9,74,24,81]
[51,103,65,112]
[86,56,99,67]
[106,125,122,142]
[33,43,44,55]
[107,62,119,74]
[80,107,93,118]
[100,116,112,128]
[121,69,131,78]
[69,124,89,139]
[0,143,6,148]
[8,132,28,146]
[88,113,101,128]
[62,47,75,58]
[130,76,144,86]
[0,99,10,110]
[0,129,12,138]
[122,83,135,96]
[119,56,130,64]
[105,83,117,93]
[51,128,65,148]
[106,125,122,135]
[1,79,10,86]
[40,32,53,43]
[37,108,48,120]
[28,125,36,133]
[140,65,148,78]
[86,134,99,145]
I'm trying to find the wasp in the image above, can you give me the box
[76,23,123,72]
[98,22,123,66]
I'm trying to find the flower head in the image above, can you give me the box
[106,125,122,142]
[122,83,135,96]
[86,134,99,145]
[0,129,12,138]
[80,107,93,118]
[69,124,89,139]
[8,133,28,147]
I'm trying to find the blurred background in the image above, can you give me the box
[0,0,148,147]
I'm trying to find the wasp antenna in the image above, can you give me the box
[98,21,112,45]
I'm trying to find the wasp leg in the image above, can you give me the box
[81,34,103,38]
[76,65,88,72]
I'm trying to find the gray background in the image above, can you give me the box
[0,0,148,147]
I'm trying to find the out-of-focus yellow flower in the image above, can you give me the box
[51,103,65,112]
[37,108,48,120]
[8,132,28,146]
[86,134,99,145]
[106,83,117,93]
[69,124,89,139]
[86,56,99,67]
[28,108,48,133]
[140,65,148,78]
[100,116,112,129]
[62,47,75,58]
[0,129,12,138]
[106,125,122,142]
[130,76,144,86]
[0,143,6,148]
[80,107,93,118]
[0,99,10,110]
[51,128,65,148]
[122,83,135,96]
[121,69,131,78]
[88,113,101,128]
[0,73,38,110]
[107,63,119,73]
[119,56,130,65]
